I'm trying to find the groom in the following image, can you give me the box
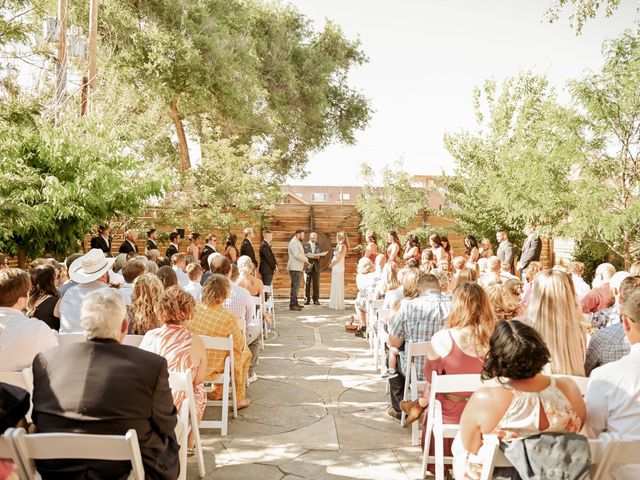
[304,232,324,305]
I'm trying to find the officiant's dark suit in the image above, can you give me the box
[303,239,323,305]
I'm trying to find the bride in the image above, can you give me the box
[329,232,348,310]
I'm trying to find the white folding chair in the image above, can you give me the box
[56,333,85,345]
[551,374,589,396]
[422,373,499,480]
[480,435,605,480]
[400,341,429,445]
[366,299,384,350]
[13,427,145,480]
[374,308,392,371]
[2,428,27,480]
[592,439,640,479]
[250,296,265,350]
[200,335,238,436]
[0,368,34,422]
[123,335,144,347]
[263,285,276,329]
[168,371,205,479]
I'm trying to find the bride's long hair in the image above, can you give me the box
[336,231,349,250]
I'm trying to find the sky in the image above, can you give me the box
[286,0,639,186]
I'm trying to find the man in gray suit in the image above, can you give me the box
[517,226,542,274]
[288,229,309,311]
[496,230,515,274]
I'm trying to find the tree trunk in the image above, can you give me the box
[17,248,26,269]
[624,238,631,271]
[170,99,191,170]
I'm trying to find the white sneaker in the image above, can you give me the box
[248,373,258,384]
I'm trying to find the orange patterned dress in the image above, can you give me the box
[140,324,207,421]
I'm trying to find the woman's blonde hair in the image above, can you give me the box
[528,270,586,376]
[447,282,496,355]
[380,262,400,293]
[129,273,164,335]
[237,255,255,277]
[201,274,231,306]
[485,284,521,321]
[525,261,544,283]
[357,257,375,275]
[155,285,196,326]
[336,231,349,249]
[402,268,421,299]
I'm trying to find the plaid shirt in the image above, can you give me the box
[189,303,245,380]
[225,284,255,331]
[390,291,451,381]
[585,322,630,376]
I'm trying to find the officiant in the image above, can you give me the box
[303,232,327,305]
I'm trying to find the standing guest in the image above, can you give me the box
[90,225,111,255]
[363,231,378,262]
[184,263,203,301]
[568,261,591,301]
[171,253,189,287]
[304,232,324,306]
[441,236,453,263]
[202,234,218,259]
[452,320,586,480]
[463,235,480,265]
[118,230,139,255]
[386,231,402,264]
[386,273,451,419]
[119,260,146,307]
[287,229,308,311]
[129,273,164,335]
[224,234,239,263]
[400,282,496,475]
[26,265,60,330]
[32,289,179,480]
[581,263,616,314]
[187,232,201,261]
[591,271,631,329]
[478,238,494,259]
[240,227,258,267]
[517,226,542,275]
[586,287,640,480]
[146,228,159,254]
[165,232,180,259]
[329,232,348,310]
[528,270,587,376]
[0,268,58,370]
[157,265,179,290]
[258,230,277,287]
[58,249,114,333]
[403,234,421,264]
[189,274,252,409]
[496,230,514,274]
[140,286,207,446]
[430,234,445,265]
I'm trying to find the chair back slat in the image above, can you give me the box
[200,335,233,351]
[431,372,497,394]
[123,335,144,347]
[407,341,430,358]
[57,333,85,345]
[19,432,136,460]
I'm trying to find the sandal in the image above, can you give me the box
[345,315,359,331]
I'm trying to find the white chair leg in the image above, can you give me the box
[221,361,230,436]
[434,403,444,480]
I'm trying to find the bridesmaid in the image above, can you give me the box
[386,231,402,264]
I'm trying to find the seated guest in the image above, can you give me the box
[451,256,466,276]
[27,265,60,330]
[386,273,451,419]
[0,382,30,478]
[376,262,400,301]
[129,273,164,335]
[568,261,591,300]
[420,250,434,274]
[157,265,179,289]
[184,263,203,301]
[520,261,543,305]
[453,320,586,480]
[156,255,171,267]
[400,282,496,475]
[171,253,189,287]
[479,256,501,287]
[144,259,158,275]
[0,268,58,371]
[32,289,179,479]
[58,249,114,333]
[485,283,522,320]
[140,286,207,448]
[189,273,252,409]
[201,252,221,286]
[581,262,616,314]
[450,268,478,290]
[119,260,146,307]
[347,258,378,335]
[57,253,83,298]
[500,262,518,281]
[591,271,630,329]
[586,288,640,480]
[528,270,587,376]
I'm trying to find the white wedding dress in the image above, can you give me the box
[329,247,345,310]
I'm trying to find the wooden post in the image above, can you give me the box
[80,75,88,117]
[55,0,67,112]
[87,0,99,95]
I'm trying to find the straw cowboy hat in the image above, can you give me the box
[69,249,116,284]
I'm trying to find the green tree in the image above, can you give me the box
[545,0,629,34]
[356,161,430,244]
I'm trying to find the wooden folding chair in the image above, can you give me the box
[400,341,429,445]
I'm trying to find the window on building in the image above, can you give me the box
[293,192,304,198]
[311,192,327,202]
[340,193,351,201]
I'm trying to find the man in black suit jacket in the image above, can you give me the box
[31,289,179,480]
[517,226,542,274]
[165,232,180,258]
[201,234,218,259]
[259,230,277,286]
[240,227,258,267]
[303,232,323,305]
[89,225,111,256]
[146,228,159,253]
[119,230,139,255]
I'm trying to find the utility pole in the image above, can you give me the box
[87,0,99,105]
[55,0,67,116]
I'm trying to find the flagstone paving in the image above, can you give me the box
[187,302,424,480]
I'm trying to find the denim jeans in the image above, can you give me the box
[289,270,302,306]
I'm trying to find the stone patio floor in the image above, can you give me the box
[186,301,424,480]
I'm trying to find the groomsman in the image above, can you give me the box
[240,227,258,267]
[146,228,159,254]
[304,232,324,305]
[517,226,542,274]
[202,234,218,258]
[165,232,180,258]
[90,225,111,255]
[259,230,277,287]
[119,230,139,255]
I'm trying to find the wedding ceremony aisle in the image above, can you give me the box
[189,302,422,479]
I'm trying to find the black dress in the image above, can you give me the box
[31,296,60,331]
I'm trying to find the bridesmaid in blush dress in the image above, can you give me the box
[329,232,348,310]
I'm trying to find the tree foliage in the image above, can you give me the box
[545,0,625,34]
